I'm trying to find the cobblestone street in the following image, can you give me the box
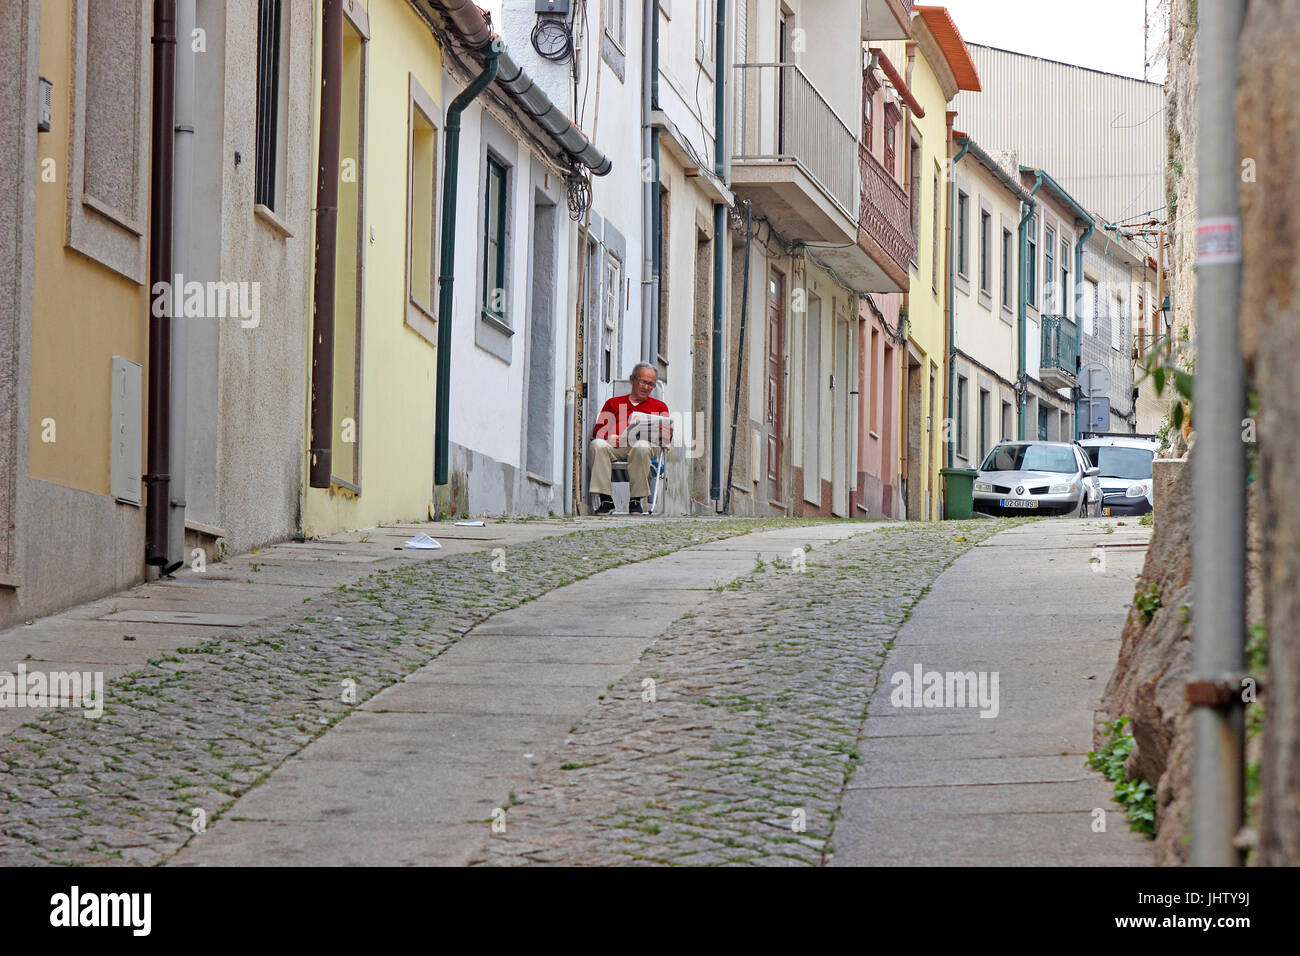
[0,515,1154,867]
[470,519,993,866]
[0,518,812,865]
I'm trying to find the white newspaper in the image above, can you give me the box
[623,411,673,446]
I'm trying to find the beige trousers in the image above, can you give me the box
[589,438,657,499]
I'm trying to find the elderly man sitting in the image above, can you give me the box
[590,363,671,515]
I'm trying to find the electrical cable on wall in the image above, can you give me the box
[565,169,591,221]
[531,12,573,62]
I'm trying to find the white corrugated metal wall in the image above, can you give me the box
[954,44,1165,236]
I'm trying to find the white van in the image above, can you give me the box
[1079,437,1158,516]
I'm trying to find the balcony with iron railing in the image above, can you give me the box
[732,62,858,243]
[1132,332,1170,363]
[1040,315,1078,390]
[731,62,910,293]
[858,143,914,281]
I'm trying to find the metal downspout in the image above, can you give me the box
[168,0,195,568]
[309,0,343,488]
[640,0,657,365]
[1073,220,1094,439]
[434,43,502,488]
[650,3,662,368]
[947,138,971,470]
[1191,0,1247,867]
[1017,172,1043,440]
[709,0,727,503]
[146,0,178,571]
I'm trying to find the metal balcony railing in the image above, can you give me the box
[733,63,857,218]
[1132,332,1170,363]
[859,144,914,274]
[1041,315,1078,378]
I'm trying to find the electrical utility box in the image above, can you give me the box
[110,356,143,506]
[536,0,570,13]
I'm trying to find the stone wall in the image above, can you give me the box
[1238,0,1300,866]
[1163,0,1197,455]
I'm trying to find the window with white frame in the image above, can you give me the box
[979,208,991,294]
[1083,278,1098,335]
[956,376,968,456]
[956,190,969,278]
[482,154,509,323]
[1044,225,1056,312]
[1111,289,1125,350]
[407,76,439,340]
[1059,239,1070,320]
[1026,221,1037,309]
[602,252,621,383]
[1001,227,1013,309]
[605,0,625,50]
[696,0,715,67]
[255,0,290,214]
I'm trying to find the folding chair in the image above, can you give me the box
[598,380,668,515]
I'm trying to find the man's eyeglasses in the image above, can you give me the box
[634,378,655,387]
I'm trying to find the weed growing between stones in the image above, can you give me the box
[1087,717,1157,837]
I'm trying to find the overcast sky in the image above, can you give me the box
[924,0,1166,83]
[478,0,1166,84]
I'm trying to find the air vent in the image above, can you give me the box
[38,76,52,132]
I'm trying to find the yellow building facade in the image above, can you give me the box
[883,6,980,519]
[301,0,447,536]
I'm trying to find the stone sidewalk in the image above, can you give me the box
[0,515,825,865]
[830,518,1154,865]
[170,522,868,865]
[0,516,642,738]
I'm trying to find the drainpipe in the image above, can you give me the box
[146,0,178,571]
[434,43,502,487]
[1190,0,1246,867]
[1072,219,1094,439]
[167,0,195,568]
[709,0,727,502]
[650,3,662,369]
[946,134,971,470]
[309,0,343,488]
[1016,172,1043,440]
[640,0,657,365]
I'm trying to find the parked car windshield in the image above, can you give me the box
[980,444,1078,474]
[1085,446,1154,480]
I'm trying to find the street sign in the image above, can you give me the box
[1082,363,1111,398]
[1087,396,1110,432]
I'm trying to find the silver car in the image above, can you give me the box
[1079,437,1157,517]
[972,441,1102,517]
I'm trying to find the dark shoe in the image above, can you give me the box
[594,495,616,515]
[628,498,644,515]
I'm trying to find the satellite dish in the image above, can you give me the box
[1082,363,1111,398]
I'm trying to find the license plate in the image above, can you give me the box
[1000,498,1038,509]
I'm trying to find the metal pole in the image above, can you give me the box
[168,0,195,568]
[146,0,177,570]
[947,138,971,471]
[709,0,728,503]
[434,44,501,488]
[1191,0,1246,867]
[723,202,753,514]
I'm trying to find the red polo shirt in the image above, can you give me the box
[592,394,670,442]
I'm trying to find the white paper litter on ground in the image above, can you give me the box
[453,520,485,527]
[403,533,442,550]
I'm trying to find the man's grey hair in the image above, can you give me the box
[629,362,657,383]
